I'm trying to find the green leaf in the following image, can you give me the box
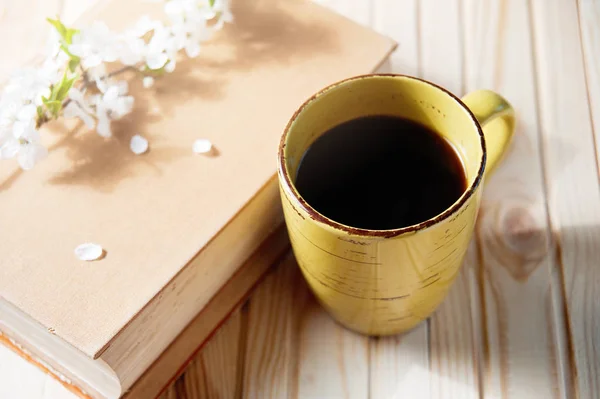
[55,72,77,102]
[209,0,215,6]
[41,95,61,118]
[68,57,80,72]
[47,17,79,45]
[65,28,78,45]
[60,44,76,59]
[46,101,62,118]
[47,18,67,38]
[36,106,44,120]
[48,84,58,102]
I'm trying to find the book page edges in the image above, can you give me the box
[0,300,118,398]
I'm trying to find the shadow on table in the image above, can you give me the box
[239,110,590,395]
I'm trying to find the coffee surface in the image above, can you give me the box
[295,115,467,230]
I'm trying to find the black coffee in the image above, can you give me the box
[295,115,467,230]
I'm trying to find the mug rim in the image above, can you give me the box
[277,73,487,238]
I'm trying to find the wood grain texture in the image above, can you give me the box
[530,0,600,397]
[579,1,600,178]
[296,300,369,399]
[159,311,243,399]
[463,0,569,397]
[241,254,311,398]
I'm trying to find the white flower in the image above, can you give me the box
[144,24,171,70]
[143,76,154,88]
[86,64,113,93]
[74,243,104,261]
[171,20,211,58]
[186,24,212,57]
[202,0,233,30]
[42,51,69,79]
[4,67,54,105]
[164,0,197,25]
[130,134,149,154]
[193,138,212,154]
[91,82,134,137]
[87,63,107,82]
[63,88,96,129]
[116,34,146,66]
[0,101,38,140]
[130,15,162,37]
[69,22,119,68]
[0,121,47,170]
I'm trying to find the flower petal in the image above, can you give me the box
[185,42,201,58]
[131,15,158,37]
[130,134,149,155]
[63,103,96,129]
[165,59,176,73]
[146,53,168,70]
[17,104,37,121]
[96,106,112,137]
[0,140,19,159]
[192,138,212,154]
[74,243,104,261]
[17,143,46,170]
[82,54,103,68]
[142,76,154,88]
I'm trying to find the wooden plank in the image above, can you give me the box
[530,0,600,397]
[241,254,311,398]
[296,299,369,399]
[420,1,482,398]
[242,253,370,398]
[159,310,243,399]
[370,327,430,398]
[243,254,308,398]
[371,0,419,75]
[579,0,600,170]
[463,0,569,397]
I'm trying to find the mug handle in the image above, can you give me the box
[461,90,516,179]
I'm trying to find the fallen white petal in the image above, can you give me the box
[130,134,149,154]
[193,139,212,154]
[164,60,176,73]
[74,243,104,261]
[143,76,154,88]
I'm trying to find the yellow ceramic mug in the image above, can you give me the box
[277,74,515,336]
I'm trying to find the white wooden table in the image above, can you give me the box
[1,0,599,398]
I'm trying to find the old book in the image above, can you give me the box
[0,0,396,398]
[1,225,291,399]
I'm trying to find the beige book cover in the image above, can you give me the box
[0,0,396,397]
